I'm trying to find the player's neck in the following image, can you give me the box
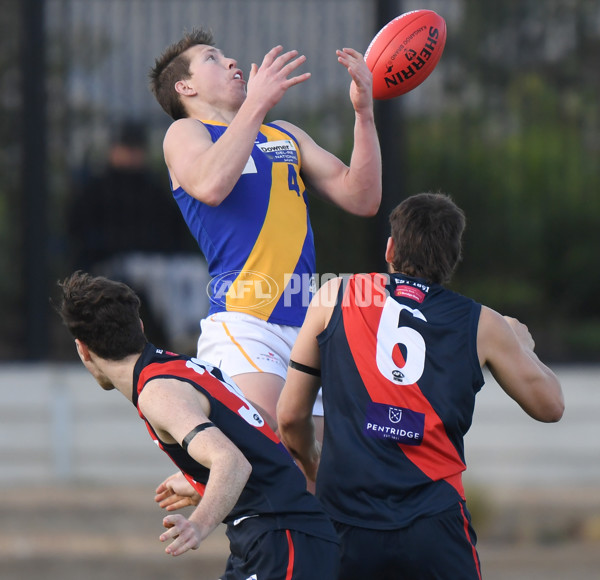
[189,102,236,124]
[100,354,141,401]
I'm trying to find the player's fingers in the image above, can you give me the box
[248,62,258,83]
[162,523,200,556]
[165,535,197,556]
[160,527,178,545]
[155,481,173,495]
[162,514,182,530]
[274,49,300,67]
[155,472,179,493]
[338,47,364,60]
[156,494,181,509]
[279,53,308,78]
[155,485,175,498]
[285,72,312,88]
[165,497,195,511]
[261,45,284,66]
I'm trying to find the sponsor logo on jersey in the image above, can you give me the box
[363,401,424,445]
[394,284,426,303]
[256,139,298,164]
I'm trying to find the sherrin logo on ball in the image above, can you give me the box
[365,9,447,99]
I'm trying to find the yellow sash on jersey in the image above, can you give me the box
[225,126,307,320]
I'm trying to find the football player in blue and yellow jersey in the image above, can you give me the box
[150,28,382,430]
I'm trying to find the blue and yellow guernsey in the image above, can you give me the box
[173,121,316,327]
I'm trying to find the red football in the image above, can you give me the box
[365,9,447,100]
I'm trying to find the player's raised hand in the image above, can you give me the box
[246,46,311,111]
[336,47,373,113]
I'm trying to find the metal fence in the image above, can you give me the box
[4,0,600,360]
[8,0,396,360]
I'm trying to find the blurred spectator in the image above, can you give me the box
[66,119,209,351]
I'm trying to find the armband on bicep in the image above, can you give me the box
[181,422,215,451]
[288,359,321,377]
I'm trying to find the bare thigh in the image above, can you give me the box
[233,371,284,432]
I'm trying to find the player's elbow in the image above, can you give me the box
[354,188,382,217]
[277,408,304,443]
[530,393,565,423]
[194,188,226,207]
[542,397,565,423]
[229,451,253,484]
[186,179,231,206]
[359,201,380,217]
[276,408,295,438]
[343,195,380,217]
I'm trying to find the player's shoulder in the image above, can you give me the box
[478,305,507,329]
[476,305,517,359]
[163,118,213,165]
[270,119,308,142]
[312,277,344,309]
[165,117,210,140]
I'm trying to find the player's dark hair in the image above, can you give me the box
[56,271,147,360]
[389,192,465,285]
[149,27,215,120]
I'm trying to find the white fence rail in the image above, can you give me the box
[0,363,598,489]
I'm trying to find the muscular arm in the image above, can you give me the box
[165,47,311,206]
[278,48,382,217]
[477,306,564,422]
[139,379,252,556]
[277,278,341,480]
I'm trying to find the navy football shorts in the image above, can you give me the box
[222,523,340,580]
[333,503,481,580]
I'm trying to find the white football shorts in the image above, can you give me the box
[196,312,324,416]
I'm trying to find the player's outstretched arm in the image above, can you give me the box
[278,279,341,480]
[140,380,252,556]
[277,48,381,217]
[478,306,565,422]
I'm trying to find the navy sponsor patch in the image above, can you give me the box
[363,401,424,445]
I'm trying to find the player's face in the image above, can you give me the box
[85,360,116,391]
[95,372,116,391]
[75,341,116,391]
[186,45,246,107]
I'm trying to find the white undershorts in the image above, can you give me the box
[196,311,323,416]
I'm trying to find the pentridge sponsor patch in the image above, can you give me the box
[363,401,425,445]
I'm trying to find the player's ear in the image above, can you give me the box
[75,339,92,362]
[174,80,196,96]
[385,237,395,265]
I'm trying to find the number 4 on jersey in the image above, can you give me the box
[288,164,300,196]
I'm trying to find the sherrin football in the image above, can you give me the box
[365,9,447,100]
